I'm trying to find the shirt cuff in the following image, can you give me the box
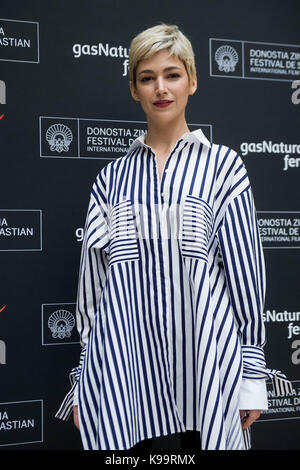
[239,378,268,410]
[73,383,78,406]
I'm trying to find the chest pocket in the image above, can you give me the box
[108,199,140,266]
[181,194,214,263]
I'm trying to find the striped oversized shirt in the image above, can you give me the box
[56,128,291,450]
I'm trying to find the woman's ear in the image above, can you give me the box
[189,74,197,95]
[129,80,140,101]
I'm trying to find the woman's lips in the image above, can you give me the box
[153,100,173,108]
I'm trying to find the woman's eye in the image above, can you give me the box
[140,76,152,82]
[139,73,180,83]
[167,73,180,79]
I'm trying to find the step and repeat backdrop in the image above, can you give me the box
[0,0,299,450]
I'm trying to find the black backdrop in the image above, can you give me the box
[0,0,299,451]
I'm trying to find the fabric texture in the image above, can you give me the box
[55,128,291,450]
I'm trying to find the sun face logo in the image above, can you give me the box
[215,45,239,73]
[48,309,75,339]
[45,123,73,153]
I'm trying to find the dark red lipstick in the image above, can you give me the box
[153,100,173,108]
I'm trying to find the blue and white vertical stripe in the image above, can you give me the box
[55,128,290,450]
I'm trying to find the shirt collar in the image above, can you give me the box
[127,127,211,154]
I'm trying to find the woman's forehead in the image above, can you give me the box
[136,50,185,73]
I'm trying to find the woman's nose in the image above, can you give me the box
[155,77,168,94]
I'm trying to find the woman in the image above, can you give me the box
[56,23,291,451]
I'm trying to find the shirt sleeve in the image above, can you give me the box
[76,177,110,350]
[73,383,78,406]
[55,168,110,421]
[217,154,291,402]
[239,378,268,410]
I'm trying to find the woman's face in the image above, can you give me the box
[130,49,197,125]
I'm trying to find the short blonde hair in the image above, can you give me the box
[129,23,196,86]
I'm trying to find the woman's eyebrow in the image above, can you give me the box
[138,66,182,75]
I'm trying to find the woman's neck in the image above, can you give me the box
[144,118,190,152]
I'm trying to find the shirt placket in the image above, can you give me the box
[147,138,187,430]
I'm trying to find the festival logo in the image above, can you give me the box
[0,400,43,447]
[210,39,243,78]
[48,309,75,340]
[258,212,300,248]
[46,124,73,153]
[210,38,300,81]
[40,117,212,160]
[0,210,42,251]
[40,117,78,158]
[215,45,239,73]
[260,380,300,423]
[42,303,79,345]
[0,18,39,63]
